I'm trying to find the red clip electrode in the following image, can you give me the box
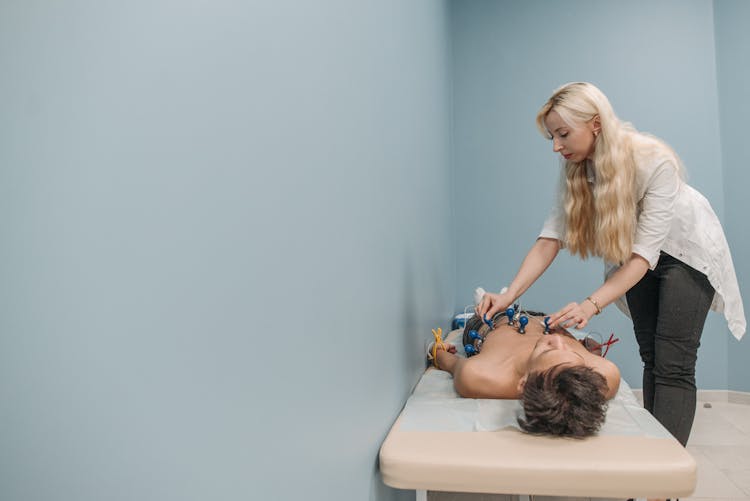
[601,332,620,358]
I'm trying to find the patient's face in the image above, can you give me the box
[527,334,585,373]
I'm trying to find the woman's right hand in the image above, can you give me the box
[475,290,515,320]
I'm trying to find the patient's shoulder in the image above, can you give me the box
[453,357,521,399]
[595,358,621,399]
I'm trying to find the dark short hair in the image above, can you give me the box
[518,365,608,438]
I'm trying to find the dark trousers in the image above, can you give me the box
[626,252,714,446]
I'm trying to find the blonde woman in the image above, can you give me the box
[476,82,745,448]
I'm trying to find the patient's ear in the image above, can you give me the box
[517,375,527,394]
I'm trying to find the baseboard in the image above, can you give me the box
[630,388,644,405]
[697,390,731,403]
[629,389,750,405]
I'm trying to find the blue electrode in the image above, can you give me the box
[483,314,493,330]
[469,330,481,340]
[518,315,528,334]
[506,307,515,326]
[544,316,551,334]
[465,344,477,355]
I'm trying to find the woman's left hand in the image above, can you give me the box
[548,301,597,330]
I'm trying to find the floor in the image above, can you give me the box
[685,398,750,500]
[427,396,750,501]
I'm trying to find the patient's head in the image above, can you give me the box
[526,333,585,372]
[517,365,608,438]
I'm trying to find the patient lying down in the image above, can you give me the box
[430,313,621,438]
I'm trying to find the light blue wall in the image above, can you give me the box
[0,2,453,500]
[715,0,750,392]
[2,2,748,499]
[450,0,731,389]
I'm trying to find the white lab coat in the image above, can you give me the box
[539,142,746,340]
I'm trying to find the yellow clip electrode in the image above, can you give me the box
[431,327,445,368]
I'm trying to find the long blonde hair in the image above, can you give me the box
[536,82,683,264]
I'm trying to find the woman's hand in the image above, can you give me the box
[476,290,515,320]
[547,301,598,330]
